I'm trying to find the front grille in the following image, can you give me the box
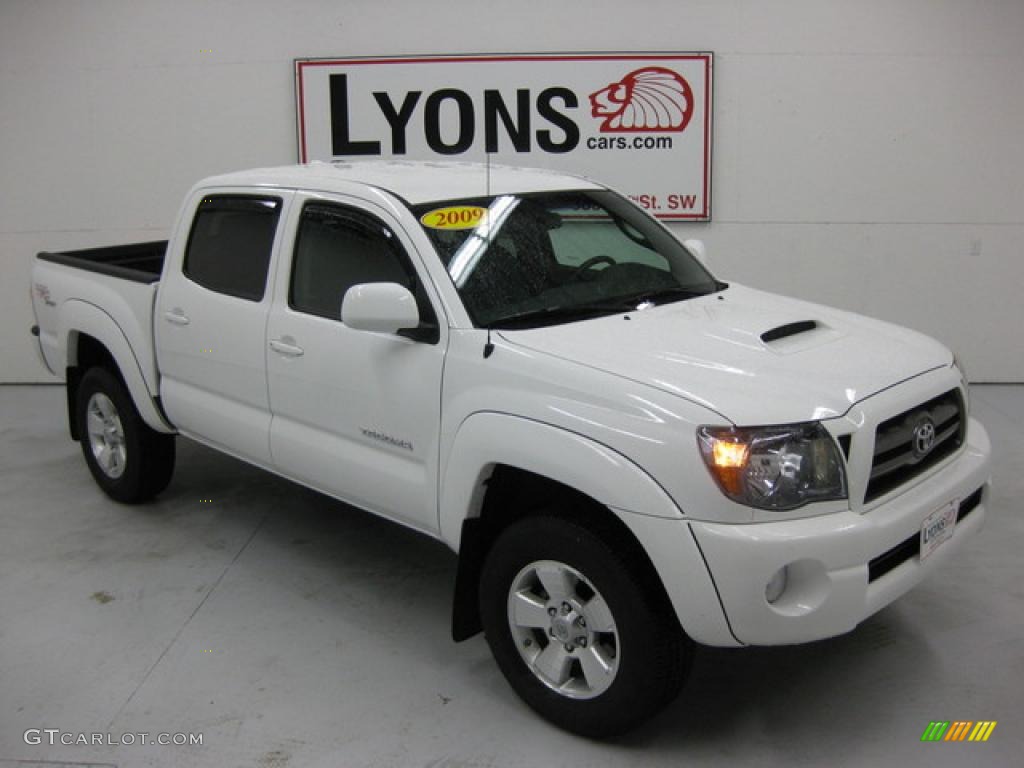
[957,487,983,523]
[837,433,852,459]
[864,389,964,503]
[867,534,918,582]
[867,487,984,582]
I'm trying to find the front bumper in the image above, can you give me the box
[690,416,991,646]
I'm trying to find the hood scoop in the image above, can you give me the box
[761,320,819,343]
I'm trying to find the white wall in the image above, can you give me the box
[2,0,1022,382]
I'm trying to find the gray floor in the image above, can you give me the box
[0,385,1020,768]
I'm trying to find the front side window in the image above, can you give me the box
[183,196,281,301]
[290,203,436,331]
[413,190,721,328]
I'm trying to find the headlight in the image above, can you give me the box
[697,423,847,510]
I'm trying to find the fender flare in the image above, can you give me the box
[439,412,682,548]
[59,300,175,433]
[440,413,740,646]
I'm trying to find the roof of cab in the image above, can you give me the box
[196,160,604,205]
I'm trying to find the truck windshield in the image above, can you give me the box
[412,190,722,328]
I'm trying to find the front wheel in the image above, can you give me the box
[479,516,692,738]
[76,367,175,503]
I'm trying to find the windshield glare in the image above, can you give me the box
[413,190,720,328]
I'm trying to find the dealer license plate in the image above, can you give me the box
[920,499,958,562]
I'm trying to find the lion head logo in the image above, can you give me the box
[589,67,694,133]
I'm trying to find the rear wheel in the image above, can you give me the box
[479,515,692,738]
[76,367,175,503]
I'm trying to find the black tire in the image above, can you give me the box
[75,367,175,503]
[479,515,693,738]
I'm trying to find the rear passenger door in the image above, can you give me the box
[266,194,447,534]
[156,191,291,466]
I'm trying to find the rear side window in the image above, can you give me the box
[183,196,282,301]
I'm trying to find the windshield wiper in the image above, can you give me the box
[486,285,722,330]
[487,303,630,329]
[611,285,716,308]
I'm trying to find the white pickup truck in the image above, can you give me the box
[30,162,991,736]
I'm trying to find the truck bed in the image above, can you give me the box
[31,241,167,408]
[36,241,167,284]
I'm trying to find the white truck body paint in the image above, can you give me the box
[30,161,991,648]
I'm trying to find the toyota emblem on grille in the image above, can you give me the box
[912,417,937,459]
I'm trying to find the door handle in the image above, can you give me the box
[163,308,190,326]
[269,338,304,357]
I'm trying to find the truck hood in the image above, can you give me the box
[499,284,952,425]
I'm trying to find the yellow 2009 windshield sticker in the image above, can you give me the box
[420,206,487,230]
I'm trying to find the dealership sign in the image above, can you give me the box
[295,53,713,220]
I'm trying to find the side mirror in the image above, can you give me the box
[683,238,709,268]
[341,283,419,335]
